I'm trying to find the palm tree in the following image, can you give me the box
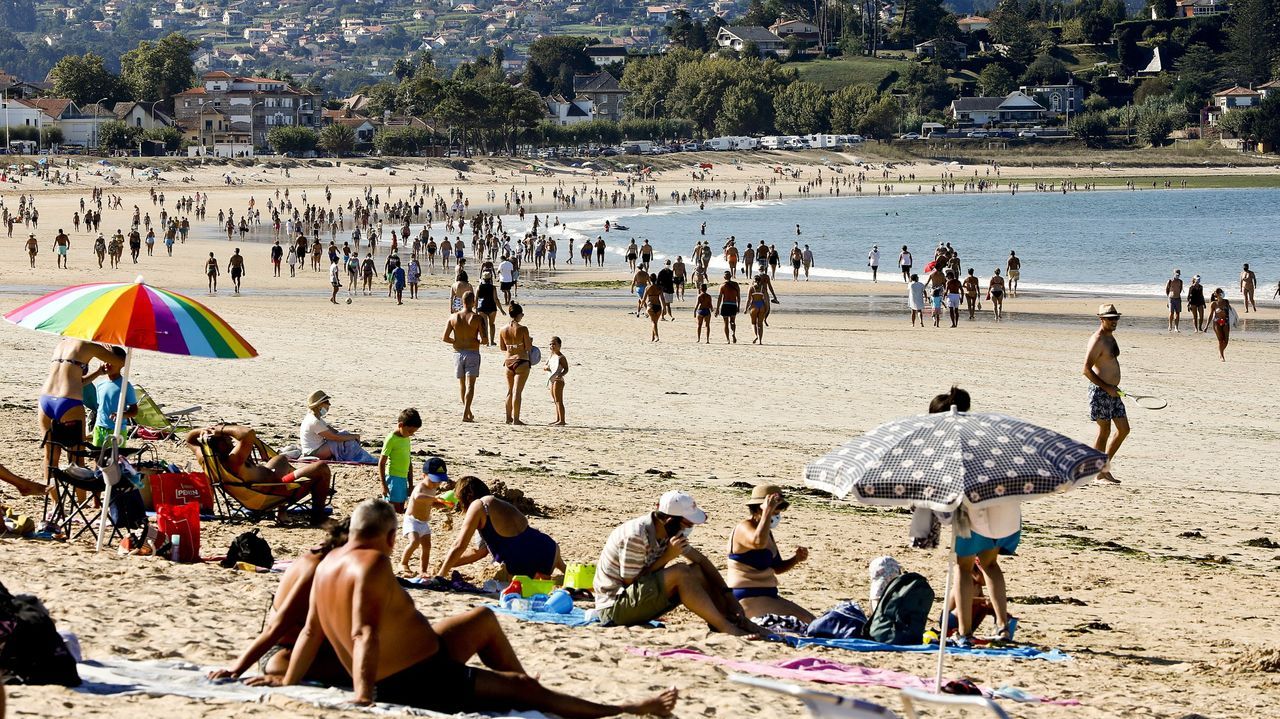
[318,123,356,156]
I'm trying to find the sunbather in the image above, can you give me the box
[436,476,564,579]
[727,484,813,623]
[185,423,330,524]
[299,390,370,462]
[0,461,45,497]
[207,521,351,686]
[284,499,678,716]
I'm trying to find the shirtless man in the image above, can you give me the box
[945,271,963,328]
[629,266,649,316]
[1164,269,1183,332]
[693,284,713,343]
[715,271,740,344]
[53,230,70,269]
[284,499,677,716]
[449,269,473,313]
[442,291,487,423]
[725,240,739,277]
[228,248,246,294]
[1082,304,1128,484]
[802,245,815,280]
[789,243,803,281]
[1006,251,1021,297]
[1239,263,1257,313]
[186,423,331,523]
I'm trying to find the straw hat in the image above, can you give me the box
[307,390,331,409]
[745,484,789,511]
[1096,304,1122,318]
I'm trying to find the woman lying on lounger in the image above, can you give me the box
[435,476,565,580]
[208,521,351,686]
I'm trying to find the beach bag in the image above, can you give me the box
[108,479,148,531]
[0,581,81,686]
[156,502,201,563]
[865,572,934,645]
[220,528,275,569]
[807,601,868,639]
[147,472,214,513]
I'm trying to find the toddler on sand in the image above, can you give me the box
[400,456,451,577]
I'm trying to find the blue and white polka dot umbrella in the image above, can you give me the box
[804,410,1107,512]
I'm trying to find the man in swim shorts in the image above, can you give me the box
[1164,269,1183,332]
[284,499,677,716]
[898,245,912,283]
[1006,251,1021,297]
[715,271,740,344]
[186,423,330,523]
[442,291,487,423]
[1083,304,1128,484]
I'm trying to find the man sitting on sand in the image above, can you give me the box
[186,423,331,524]
[283,499,677,717]
[594,491,767,637]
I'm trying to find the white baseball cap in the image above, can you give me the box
[658,491,707,524]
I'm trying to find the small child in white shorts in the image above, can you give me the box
[400,457,449,577]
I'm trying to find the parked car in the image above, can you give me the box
[1017,130,1038,138]
[682,142,701,151]
[898,133,921,140]
[966,131,989,138]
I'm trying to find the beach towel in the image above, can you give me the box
[630,648,1079,706]
[487,604,664,629]
[75,657,553,718]
[782,635,1070,662]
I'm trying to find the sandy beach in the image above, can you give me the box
[1,156,1278,718]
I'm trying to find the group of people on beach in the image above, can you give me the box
[899,243,1020,326]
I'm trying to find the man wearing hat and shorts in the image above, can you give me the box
[1083,304,1128,484]
[593,491,767,636]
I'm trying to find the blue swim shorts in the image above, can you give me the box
[385,475,409,504]
[954,530,1020,557]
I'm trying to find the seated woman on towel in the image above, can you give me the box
[727,484,813,623]
[207,521,351,686]
[435,476,564,580]
[299,390,374,463]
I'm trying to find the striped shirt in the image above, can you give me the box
[593,514,664,609]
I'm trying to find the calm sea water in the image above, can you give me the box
[525,187,1279,297]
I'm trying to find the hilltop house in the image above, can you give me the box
[586,44,628,66]
[957,15,991,32]
[1174,0,1226,15]
[545,95,593,126]
[914,38,968,60]
[948,91,1046,126]
[173,71,321,150]
[1206,85,1262,125]
[1020,81,1083,114]
[716,26,786,56]
[769,19,819,44]
[572,71,628,122]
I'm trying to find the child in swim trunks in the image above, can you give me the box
[400,456,451,577]
[379,408,422,514]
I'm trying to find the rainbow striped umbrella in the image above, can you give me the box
[4,280,256,358]
[4,279,256,550]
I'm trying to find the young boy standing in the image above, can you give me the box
[378,408,421,514]
[400,456,450,577]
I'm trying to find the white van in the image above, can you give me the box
[705,137,736,151]
[734,137,759,150]
[760,136,784,150]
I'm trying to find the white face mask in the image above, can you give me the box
[769,514,782,529]
[317,407,329,418]
[679,527,694,539]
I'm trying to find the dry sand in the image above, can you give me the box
[1,158,1278,718]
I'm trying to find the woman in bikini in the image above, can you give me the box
[748,280,768,344]
[1207,288,1231,361]
[727,485,812,623]
[436,476,564,580]
[1187,276,1207,332]
[643,276,664,342]
[694,284,713,343]
[39,339,117,480]
[499,303,532,425]
[207,520,350,686]
[962,268,981,320]
[987,268,1006,320]
[544,336,568,426]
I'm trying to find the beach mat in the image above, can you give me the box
[631,648,1080,706]
[782,635,1070,662]
[74,657,553,718]
[487,603,662,628]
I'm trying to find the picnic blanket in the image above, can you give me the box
[782,635,1070,662]
[75,657,552,718]
[487,604,663,628]
[630,648,1079,706]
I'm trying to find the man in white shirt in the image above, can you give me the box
[867,245,879,282]
[898,245,913,282]
[498,256,515,306]
[593,491,764,636]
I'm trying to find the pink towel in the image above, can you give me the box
[628,648,1079,706]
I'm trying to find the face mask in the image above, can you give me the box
[679,527,694,539]
[769,514,782,529]
[317,407,329,418]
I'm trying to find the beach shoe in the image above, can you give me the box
[941,678,983,696]
[948,635,974,649]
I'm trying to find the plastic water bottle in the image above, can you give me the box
[170,534,181,562]
[529,594,548,612]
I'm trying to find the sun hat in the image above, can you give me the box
[1096,304,1122,318]
[423,456,448,483]
[745,484,789,511]
[657,491,707,524]
[307,390,332,409]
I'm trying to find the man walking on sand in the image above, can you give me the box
[867,245,879,282]
[1006,251,1022,297]
[898,245,912,283]
[442,290,487,423]
[1083,304,1128,484]
[1240,263,1257,313]
[283,499,677,717]
[1165,269,1183,332]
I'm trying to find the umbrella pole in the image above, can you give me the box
[95,348,132,552]
[934,539,955,692]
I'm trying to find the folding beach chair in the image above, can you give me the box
[729,675,899,718]
[196,438,329,522]
[41,431,148,543]
[900,688,1011,719]
[129,386,202,442]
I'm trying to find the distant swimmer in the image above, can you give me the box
[1006,251,1021,297]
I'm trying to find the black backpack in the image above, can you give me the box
[220,528,275,569]
[0,582,81,686]
[865,572,935,645]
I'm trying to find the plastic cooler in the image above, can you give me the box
[563,563,595,590]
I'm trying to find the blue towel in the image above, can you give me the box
[487,603,664,629]
[782,635,1069,662]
